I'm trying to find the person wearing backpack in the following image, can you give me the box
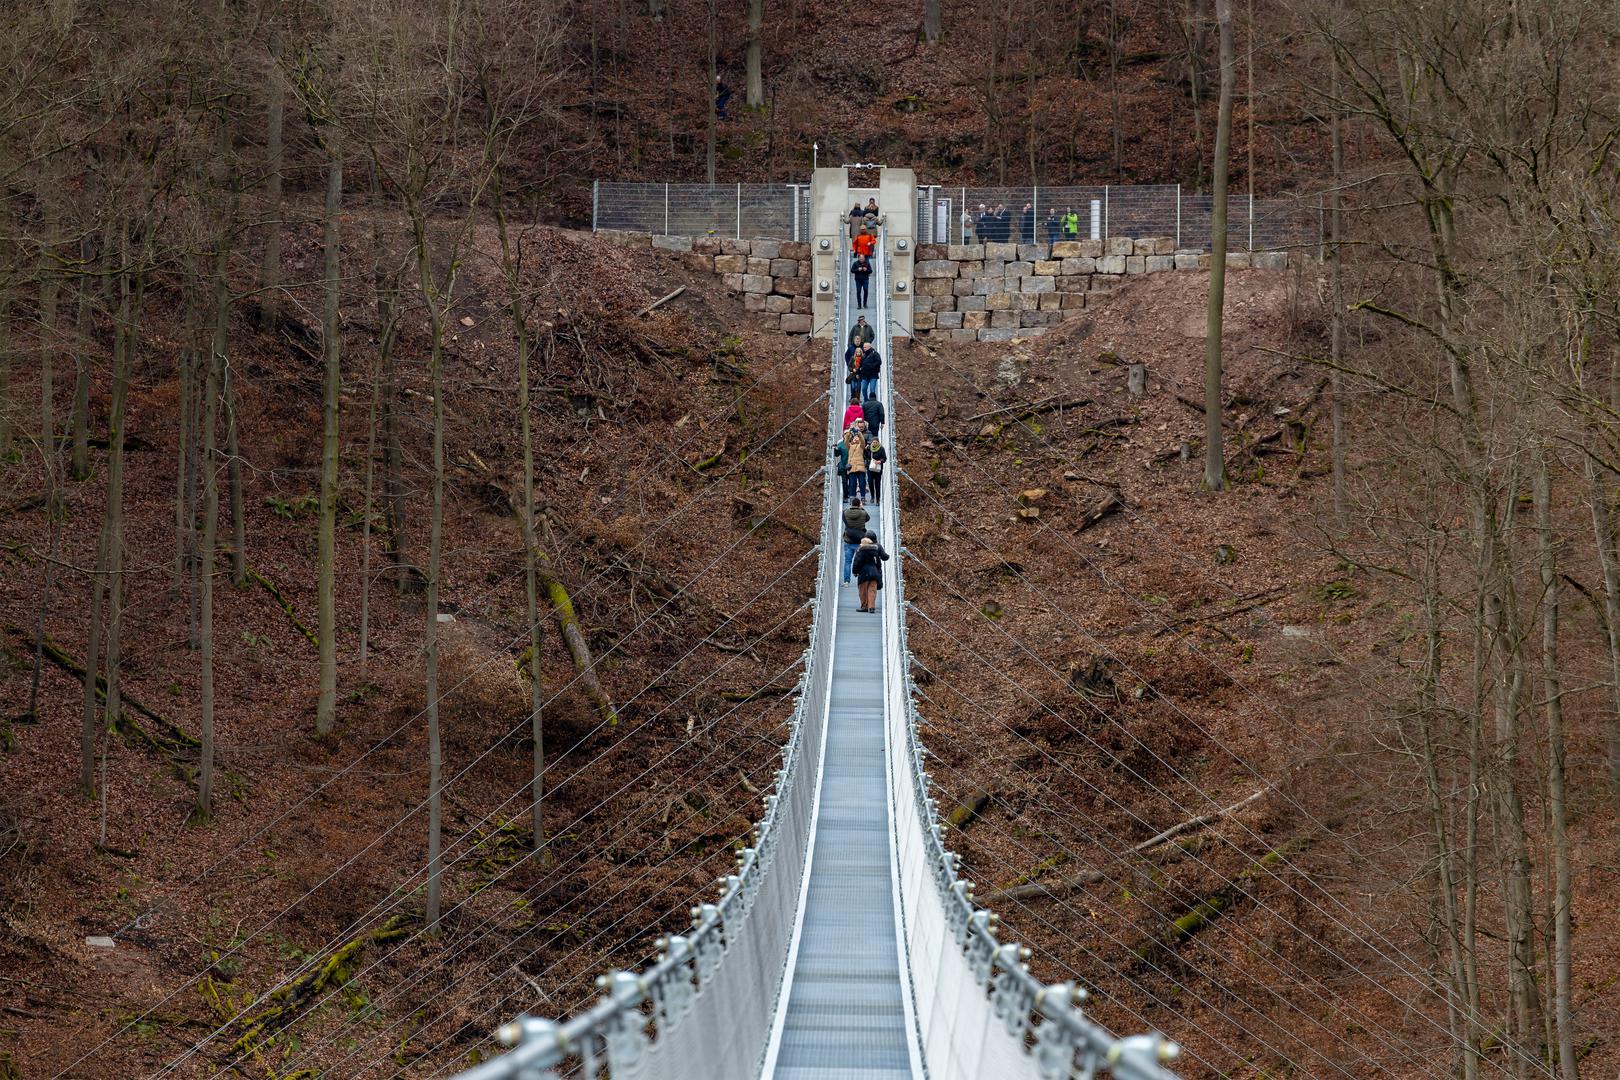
[851,535,890,613]
[841,499,870,586]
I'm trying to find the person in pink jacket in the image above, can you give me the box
[843,396,865,431]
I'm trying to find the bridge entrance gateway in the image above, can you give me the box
[453,186,1183,1080]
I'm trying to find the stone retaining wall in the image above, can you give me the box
[912,238,1289,342]
[603,229,1291,339]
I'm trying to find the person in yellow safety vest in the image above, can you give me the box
[1062,207,1080,240]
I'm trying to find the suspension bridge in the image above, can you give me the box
[451,169,1183,1080]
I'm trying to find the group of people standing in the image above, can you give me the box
[834,313,890,613]
[963,202,1082,246]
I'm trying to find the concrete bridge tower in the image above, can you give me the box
[809,166,916,339]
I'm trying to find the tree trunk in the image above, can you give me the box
[96,252,139,827]
[0,295,12,460]
[413,211,447,932]
[494,187,548,859]
[1328,61,1346,518]
[1586,452,1620,816]
[197,323,221,822]
[173,348,196,597]
[259,30,286,317]
[316,143,342,738]
[923,0,942,43]
[37,271,59,492]
[368,162,410,594]
[1108,0,1123,180]
[745,0,764,107]
[1533,450,1576,1080]
[705,0,719,183]
[359,351,379,678]
[27,271,63,722]
[69,237,93,482]
[223,352,246,586]
[1202,0,1235,491]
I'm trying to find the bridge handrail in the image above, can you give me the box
[875,225,1184,1080]
[452,226,848,1080]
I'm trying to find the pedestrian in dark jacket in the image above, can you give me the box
[862,394,885,443]
[848,315,875,348]
[851,252,873,308]
[841,499,869,585]
[855,343,882,400]
[975,204,991,245]
[992,204,1010,241]
[1045,209,1061,245]
[851,536,890,612]
[865,441,887,504]
[1020,203,1035,244]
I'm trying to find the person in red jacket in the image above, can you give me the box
[852,229,876,258]
[842,395,865,432]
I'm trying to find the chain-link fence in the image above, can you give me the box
[592,182,809,240]
[916,184,1319,251]
[596,181,1320,251]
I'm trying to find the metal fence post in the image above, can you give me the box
[960,186,966,243]
[1103,185,1110,240]
[1175,183,1181,249]
[663,183,670,236]
[737,183,742,239]
[1032,185,1038,245]
[792,185,801,243]
[1248,192,1255,251]
[592,180,599,233]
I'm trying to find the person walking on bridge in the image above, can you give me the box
[842,394,865,433]
[851,535,890,613]
[862,393,885,444]
[865,440,886,505]
[841,499,870,586]
[851,249,873,308]
[848,314,875,348]
[854,340,882,400]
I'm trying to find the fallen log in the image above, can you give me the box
[225,914,412,1059]
[1131,834,1311,965]
[1074,491,1126,532]
[946,790,993,831]
[982,789,1268,903]
[242,565,319,649]
[636,286,686,317]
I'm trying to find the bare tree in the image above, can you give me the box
[923,0,942,43]
[1202,0,1234,490]
[745,0,764,108]
[315,133,342,738]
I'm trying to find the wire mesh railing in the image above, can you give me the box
[592,182,809,240]
[915,185,1320,251]
[874,228,1184,1080]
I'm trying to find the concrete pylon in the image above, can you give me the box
[809,166,917,339]
[879,168,916,339]
[809,168,849,339]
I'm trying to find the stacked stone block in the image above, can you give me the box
[621,229,1293,339]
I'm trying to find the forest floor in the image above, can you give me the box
[4,228,1619,1080]
[897,268,1620,1076]
[0,227,826,1078]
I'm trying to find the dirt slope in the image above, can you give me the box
[0,227,824,1077]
